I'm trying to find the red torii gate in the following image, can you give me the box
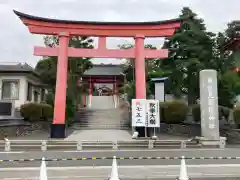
[14,10,181,138]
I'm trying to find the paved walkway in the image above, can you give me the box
[9,129,189,141]
[65,130,132,141]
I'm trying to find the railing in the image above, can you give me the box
[0,139,203,151]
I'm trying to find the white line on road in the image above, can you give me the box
[2,173,240,180]
[2,164,240,171]
[61,148,226,152]
[0,152,24,154]
[0,148,227,153]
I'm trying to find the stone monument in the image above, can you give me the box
[199,69,220,140]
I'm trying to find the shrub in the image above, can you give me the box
[162,101,188,124]
[65,95,75,127]
[41,103,53,120]
[159,102,166,123]
[233,105,240,125]
[20,103,42,121]
[20,103,53,122]
[191,104,231,122]
[192,104,201,122]
[219,106,230,120]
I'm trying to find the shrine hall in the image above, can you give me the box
[81,64,124,108]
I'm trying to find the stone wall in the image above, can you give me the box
[159,123,201,137]
[158,123,240,144]
[0,121,50,138]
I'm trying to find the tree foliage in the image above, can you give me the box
[35,35,94,107]
[161,7,214,103]
[119,43,166,99]
[120,7,238,108]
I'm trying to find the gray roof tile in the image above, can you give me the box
[0,63,34,72]
[83,65,123,76]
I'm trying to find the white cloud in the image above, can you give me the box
[0,0,238,66]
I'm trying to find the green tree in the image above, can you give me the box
[119,43,164,99]
[35,35,93,123]
[35,57,57,91]
[218,71,240,107]
[161,7,215,104]
[215,21,239,107]
[35,35,93,105]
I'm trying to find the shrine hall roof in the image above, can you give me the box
[83,64,123,76]
[13,10,183,26]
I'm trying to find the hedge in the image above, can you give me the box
[20,103,53,122]
[65,95,75,127]
[233,105,240,125]
[192,104,201,122]
[160,101,188,124]
[191,104,230,122]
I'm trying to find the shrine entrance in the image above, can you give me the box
[82,64,124,107]
[14,10,181,138]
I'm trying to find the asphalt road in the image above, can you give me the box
[1,149,240,179]
[1,165,240,179]
[1,148,240,167]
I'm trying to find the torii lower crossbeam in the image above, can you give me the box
[34,47,169,59]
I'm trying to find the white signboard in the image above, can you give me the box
[146,100,160,127]
[132,99,146,127]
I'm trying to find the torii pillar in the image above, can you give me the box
[135,35,146,99]
[51,32,69,138]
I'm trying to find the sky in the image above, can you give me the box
[0,0,239,67]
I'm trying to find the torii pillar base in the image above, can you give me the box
[51,124,66,139]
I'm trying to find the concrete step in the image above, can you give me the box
[91,96,115,109]
[72,125,130,130]
[75,119,122,123]
[73,122,129,126]
[75,124,128,127]
[74,124,129,127]
[73,105,129,130]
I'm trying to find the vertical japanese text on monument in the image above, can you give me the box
[132,99,146,127]
[206,77,216,129]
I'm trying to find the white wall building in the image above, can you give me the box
[0,63,47,109]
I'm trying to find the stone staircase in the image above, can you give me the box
[73,109,129,129]
[91,96,115,109]
[73,96,130,130]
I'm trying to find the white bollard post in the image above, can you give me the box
[4,139,10,152]
[148,140,154,149]
[180,141,187,149]
[112,141,118,150]
[77,141,82,151]
[109,156,120,180]
[219,137,226,149]
[41,141,47,151]
[40,157,48,180]
[177,156,189,180]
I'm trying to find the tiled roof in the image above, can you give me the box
[83,65,124,76]
[0,63,34,72]
[0,63,40,77]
